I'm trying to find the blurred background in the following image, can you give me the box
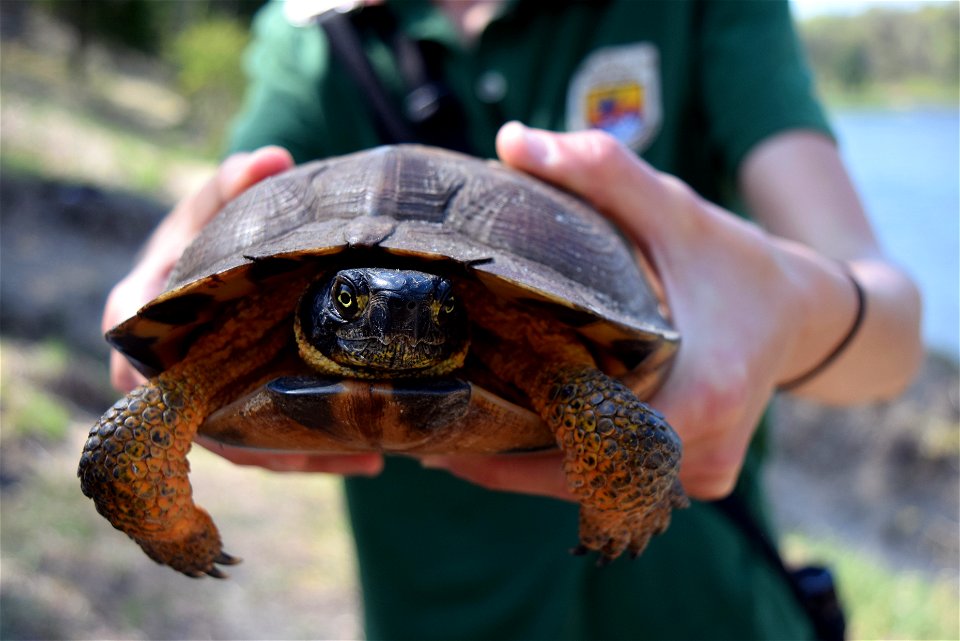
[0,1,956,639]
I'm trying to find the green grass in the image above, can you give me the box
[0,340,73,442]
[784,533,959,640]
[0,146,52,177]
[6,387,72,441]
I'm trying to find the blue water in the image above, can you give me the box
[831,108,960,361]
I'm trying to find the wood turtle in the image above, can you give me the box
[78,145,687,577]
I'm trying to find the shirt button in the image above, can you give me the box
[476,70,507,103]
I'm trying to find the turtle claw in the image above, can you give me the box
[570,543,621,567]
[216,551,242,566]
[133,508,239,578]
[595,554,614,569]
[174,554,235,579]
[205,566,229,579]
[201,551,241,579]
[541,366,687,563]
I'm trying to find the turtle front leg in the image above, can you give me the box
[540,365,689,561]
[78,374,236,578]
[80,280,306,576]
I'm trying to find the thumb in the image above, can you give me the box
[218,145,296,202]
[495,122,695,256]
[183,146,295,232]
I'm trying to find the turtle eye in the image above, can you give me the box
[332,280,360,318]
[442,296,456,315]
[435,281,458,322]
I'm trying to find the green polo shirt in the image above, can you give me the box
[229,2,831,639]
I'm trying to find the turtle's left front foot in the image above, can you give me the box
[136,508,241,578]
[542,367,689,561]
[577,477,688,561]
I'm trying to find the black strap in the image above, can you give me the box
[319,6,474,153]
[318,9,419,144]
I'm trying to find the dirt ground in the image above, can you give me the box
[0,174,364,640]
[1,167,957,639]
[769,353,959,579]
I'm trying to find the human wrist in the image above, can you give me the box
[773,241,862,389]
[780,267,865,391]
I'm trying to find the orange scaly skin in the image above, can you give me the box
[466,285,688,561]
[78,282,303,577]
[538,366,688,559]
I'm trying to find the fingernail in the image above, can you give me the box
[501,121,553,166]
[521,127,553,165]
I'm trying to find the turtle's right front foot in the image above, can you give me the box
[78,380,237,577]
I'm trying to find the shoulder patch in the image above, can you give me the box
[566,43,662,153]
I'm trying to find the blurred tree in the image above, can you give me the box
[42,0,164,55]
[837,42,870,91]
[799,3,960,100]
[167,17,250,152]
[38,0,264,62]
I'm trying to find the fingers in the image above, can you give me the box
[222,146,296,195]
[679,451,743,500]
[142,145,295,277]
[109,350,146,392]
[495,122,695,256]
[104,146,295,393]
[196,437,384,476]
[183,146,295,234]
[103,271,166,391]
[420,451,577,502]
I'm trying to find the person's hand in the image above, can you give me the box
[102,145,383,478]
[421,122,861,501]
[104,146,297,391]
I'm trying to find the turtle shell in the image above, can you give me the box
[108,145,678,384]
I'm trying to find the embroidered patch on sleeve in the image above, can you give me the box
[566,43,662,153]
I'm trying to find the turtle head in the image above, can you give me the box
[295,268,469,378]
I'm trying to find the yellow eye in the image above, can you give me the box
[442,297,455,314]
[333,280,360,318]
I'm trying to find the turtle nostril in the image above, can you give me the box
[406,301,417,311]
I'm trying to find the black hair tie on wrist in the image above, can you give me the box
[779,270,867,392]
